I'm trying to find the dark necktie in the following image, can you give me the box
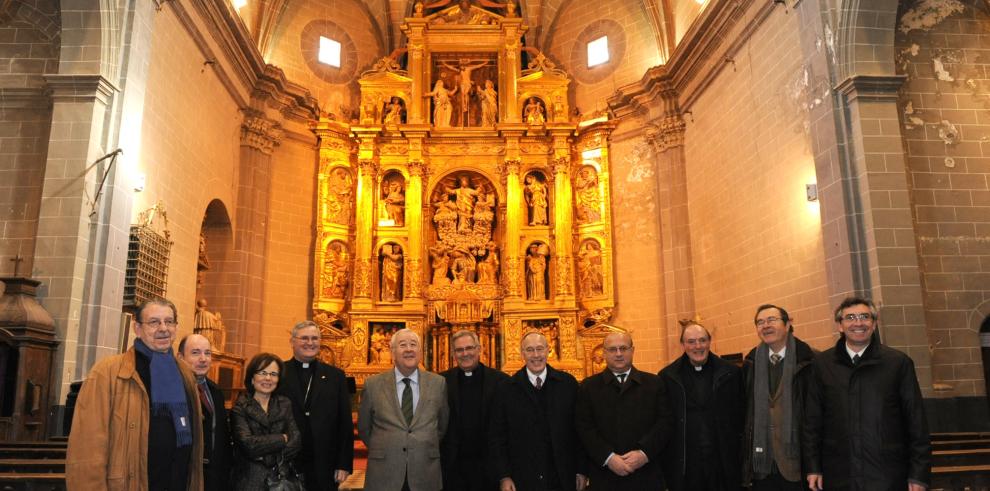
[852,354,861,366]
[616,373,626,384]
[535,376,543,390]
[401,378,414,424]
[198,382,214,416]
[769,354,782,394]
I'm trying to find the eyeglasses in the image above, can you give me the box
[453,345,479,354]
[523,346,547,355]
[140,319,177,328]
[841,313,873,323]
[294,335,320,343]
[604,346,631,354]
[755,316,781,327]
[255,370,280,378]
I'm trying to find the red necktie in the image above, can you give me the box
[198,383,214,416]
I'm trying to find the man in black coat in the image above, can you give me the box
[441,329,510,490]
[276,321,354,491]
[490,331,588,491]
[803,297,931,491]
[659,320,743,491]
[178,333,233,491]
[576,332,670,490]
[741,305,816,491]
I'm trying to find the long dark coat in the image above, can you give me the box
[489,365,583,491]
[802,336,931,490]
[575,366,671,490]
[276,359,354,491]
[658,353,743,491]
[440,362,510,490]
[230,393,302,490]
[740,336,816,486]
[203,378,233,491]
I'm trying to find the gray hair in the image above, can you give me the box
[389,328,421,350]
[451,330,479,346]
[292,320,320,338]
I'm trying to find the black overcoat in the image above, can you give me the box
[658,353,743,491]
[230,393,302,490]
[740,336,816,486]
[489,365,584,491]
[440,362,510,490]
[802,336,931,491]
[203,378,233,491]
[276,359,355,491]
[575,366,671,490]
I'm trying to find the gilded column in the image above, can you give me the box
[404,19,427,124]
[404,160,426,300]
[353,159,378,306]
[500,20,523,123]
[552,156,574,298]
[502,158,523,299]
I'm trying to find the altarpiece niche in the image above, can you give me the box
[310,0,620,384]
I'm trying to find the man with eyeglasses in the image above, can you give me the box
[490,331,587,491]
[359,328,449,491]
[741,305,816,491]
[67,298,204,491]
[440,330,510,490]
[575,332,671,490]
[276,320,354,490]
[803,296,931,491]
[658,319,743,491]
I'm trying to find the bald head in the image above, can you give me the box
[177,333,212,379]
[603,332,634,373]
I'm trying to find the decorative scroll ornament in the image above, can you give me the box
[353,258,373,298]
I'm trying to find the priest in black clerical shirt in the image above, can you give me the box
[276,321,354,491]
[441,330,509,491]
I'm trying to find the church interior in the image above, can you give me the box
[1,0,990,475]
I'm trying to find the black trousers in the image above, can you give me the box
[752,472,803,491]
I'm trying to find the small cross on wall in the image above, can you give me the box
[9,255,24,277]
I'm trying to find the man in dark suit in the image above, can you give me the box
[441,329,510,491]
[490,331,588,491]
[358,328,449,491]
[276,321,354,490]
[177,333,232,491]
[576,331,670,490]
[659,320,743,491]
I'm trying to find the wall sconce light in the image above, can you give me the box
[805,183,818,202]
[134,173,146,193]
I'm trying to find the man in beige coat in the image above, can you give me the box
[358,328,449,491]
[67,298,204,491]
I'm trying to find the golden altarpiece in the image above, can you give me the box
[309,1,620,384]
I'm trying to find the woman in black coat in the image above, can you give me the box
[231,353,302,490]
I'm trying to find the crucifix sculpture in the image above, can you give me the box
[9,254,24,277]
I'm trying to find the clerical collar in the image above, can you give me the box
[302,362,310,368]
[464,371,473,376]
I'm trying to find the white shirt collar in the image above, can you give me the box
[845,343,869,360]
[611,369,631,377]
[394,367,419,384]
[769,345,787,360]
[526,368,547,386]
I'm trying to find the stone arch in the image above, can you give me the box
[833,0,900,80]
[58,0,120,78]
[196,199,235,351]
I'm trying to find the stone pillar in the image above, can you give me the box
[405,20,427,124]
[500,20,523,123]
[404,160,426,301]
[352,159,378,308]
[502,158,523,300]
[227,109,281,356]
[832,75,933,392]
[551,156,574,300]
[33,74,119,402]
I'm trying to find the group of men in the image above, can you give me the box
[66,295,931,491]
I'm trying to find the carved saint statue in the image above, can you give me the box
[380,244,403,302]
[472,185,495,229]
[476,242,499,284]
[430,244,452,286]
[325,167,354,225]
[444,175,479,232]
[574,167,602,223]
[524,175,549,226]
[432,197,458,240]
[383,96,404,125]
[577,241,604,297]
[451,247,477,285]
[382,179,405,226]
[194,298,226,352]
[479,79,498,127]
[322,242,349,298]
[526,243,549,300]
[426,79,457,128]
[524,97,546,125]
[440,59,490,126]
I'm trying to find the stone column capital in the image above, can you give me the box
[407,159,426,177]
[835,74,906,103]
[44,74,118,105]
[358,159,379,176]
[645,115,686,153]
[241,110,283,155]
[552,156,571,175]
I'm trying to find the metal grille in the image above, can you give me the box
[124,225,171,306]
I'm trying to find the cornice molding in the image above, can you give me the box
[835,75,906,103]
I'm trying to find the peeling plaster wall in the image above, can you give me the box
[896,0,990,398]
[681,8,834,358]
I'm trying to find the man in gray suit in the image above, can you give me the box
[359,328,449,491]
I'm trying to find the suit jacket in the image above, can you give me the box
[202,378,233,491]
[575,366,670,490]
[440,363,510,490]
[277,359,354,491]
[358,368,449,491]
[489,365,583,491]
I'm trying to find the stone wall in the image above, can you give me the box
[896,0,990,397]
